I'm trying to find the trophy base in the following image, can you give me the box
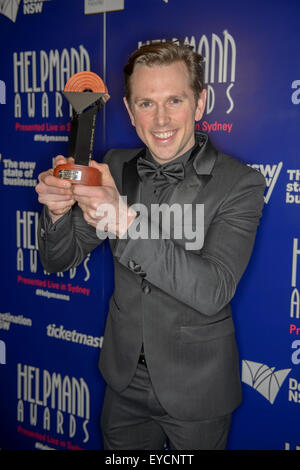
[54,163,101,186]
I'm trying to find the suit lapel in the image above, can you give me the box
[122,149,144,206]
[167,133,217,208]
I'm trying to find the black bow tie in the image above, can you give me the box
[137,158,185,184]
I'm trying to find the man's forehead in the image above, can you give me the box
[129,61,192,97]
[132,60,189,76]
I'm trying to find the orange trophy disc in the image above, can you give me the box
[53,71,110,186]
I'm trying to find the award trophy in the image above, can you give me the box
[54,71,110,186]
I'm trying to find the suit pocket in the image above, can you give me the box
[179,316,235,343]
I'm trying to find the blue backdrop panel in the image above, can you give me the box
[0,0,299,451]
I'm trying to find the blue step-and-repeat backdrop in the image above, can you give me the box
[0,0,299,451]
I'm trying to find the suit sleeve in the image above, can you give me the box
[116,168,266,316]
[38,204,104,273]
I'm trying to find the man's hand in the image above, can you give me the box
[73,160,136,238]
[35,156,76,224]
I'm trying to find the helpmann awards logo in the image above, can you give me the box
[241,360,291,404]
[17,363,91,447]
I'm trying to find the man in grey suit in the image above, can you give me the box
[36,41,266,450]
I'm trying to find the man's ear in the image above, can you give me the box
[195,89,207,122]
[123,97,136,127]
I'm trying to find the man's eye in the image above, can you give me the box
[170,98,181,105]
[140,101,152,108]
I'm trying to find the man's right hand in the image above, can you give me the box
[35,155,76,224]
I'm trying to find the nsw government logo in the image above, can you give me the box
[0,0,51,21]
[241,360,291,404]
[248,162,283,204]
[0,0,21,22]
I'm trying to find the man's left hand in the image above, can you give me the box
[72,160,136,238]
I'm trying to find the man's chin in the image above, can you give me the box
[148,146,183,165]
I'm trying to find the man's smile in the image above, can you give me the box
[151,129,177,141]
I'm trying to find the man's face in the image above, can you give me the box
[124,61,206,165]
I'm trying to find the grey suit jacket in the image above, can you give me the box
[38,133,266,420]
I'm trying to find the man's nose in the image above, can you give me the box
[154,104,170,127]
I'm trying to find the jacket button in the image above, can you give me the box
[142,284,151,295]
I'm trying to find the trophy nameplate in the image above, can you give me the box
[53,71,110,186]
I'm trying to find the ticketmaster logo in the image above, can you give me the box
[241,360,291,404]
[46,323,103,349]
[0,80,5,104]
[0,0,21,22]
